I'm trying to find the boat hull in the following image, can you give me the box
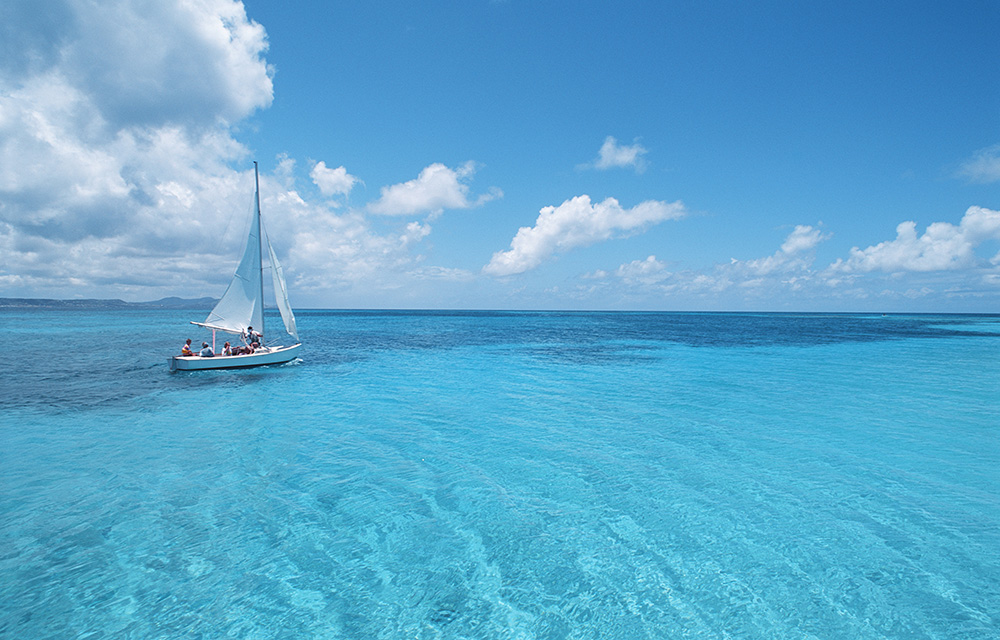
[168,343,302,371]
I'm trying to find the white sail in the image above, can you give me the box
[203,195,264,336]
[265,225,299,341]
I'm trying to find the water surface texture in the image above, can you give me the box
[1,310,998,639]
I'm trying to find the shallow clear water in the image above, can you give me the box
[1,310,998,639]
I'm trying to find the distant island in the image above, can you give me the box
[0,297,219,310]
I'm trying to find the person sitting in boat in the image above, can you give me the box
[222,342,232,356]
[199,341,214,357]
[181,338,194,356]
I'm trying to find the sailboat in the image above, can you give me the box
[168,162,302,371]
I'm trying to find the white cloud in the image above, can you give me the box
[586,136,648,172]
[367,161,501,216]
[0,0,456,305]
[0,0,509,311]
[280,204,435,294]
[957,145,1000,184]
[310,161,359,197]
[741,225,831,275]
[616,256,671,285]
[0,0,275,297]
[591,224,829,302]
[0,0,274,129]
[780,225,827,254]
[558,210,1000,310]
[401,221,432,246]
[830,206,1000,273]
[484,195,686,276]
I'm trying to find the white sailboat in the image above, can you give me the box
[169,162,302,372]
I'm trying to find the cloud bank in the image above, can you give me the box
[0,0,474,305]
[0,0,274,295]
[574,210,1000,310]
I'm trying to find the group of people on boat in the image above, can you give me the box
[179,326,263,358]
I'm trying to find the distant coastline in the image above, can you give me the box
[0,297,218,310]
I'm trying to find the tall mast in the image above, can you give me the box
[254,161,265,339]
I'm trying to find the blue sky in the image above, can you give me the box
[1,0,998,310]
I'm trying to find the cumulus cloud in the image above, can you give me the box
[0,0,272,129]
[780,225,828,254]
[585,136,648,172]
[310,161,360,197]
[0,0,462,306]
[957,145,1000,184]
[830,206,1000,273]
[0,0,508,309]
[0,0,276,296]
[484,195,686,276]
[367,162,501,216]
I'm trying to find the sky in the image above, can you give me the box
[1,0,998,311]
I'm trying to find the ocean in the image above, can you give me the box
[1,309,998,639]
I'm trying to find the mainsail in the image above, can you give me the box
[199,163,298,343]
[203,195,264,336]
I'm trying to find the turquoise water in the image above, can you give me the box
[1,310,998,639]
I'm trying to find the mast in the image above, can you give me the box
[254,161,265,340]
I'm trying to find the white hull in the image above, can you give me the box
[169,343,302,371]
